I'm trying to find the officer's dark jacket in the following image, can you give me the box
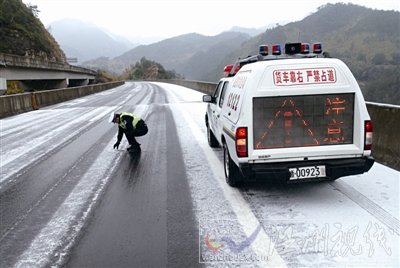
[116,113,143,142]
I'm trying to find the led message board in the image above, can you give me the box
[253,93,354,149]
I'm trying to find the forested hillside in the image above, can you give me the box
[120,57,181,80]
[0,0,66,62]
[216,3,399,104]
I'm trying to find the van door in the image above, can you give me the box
[208,81,223,134]
[214,81,230,140]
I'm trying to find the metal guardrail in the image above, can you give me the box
[0,52,96,75]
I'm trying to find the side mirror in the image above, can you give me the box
[202,95,215,103]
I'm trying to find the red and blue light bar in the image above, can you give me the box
[313,42,322,54]
[259,44,282,56]
[224,42,324,75]
[272,44,281,55]
[223,64,241,76]
[259,45,269,56]
[301,43,310,54]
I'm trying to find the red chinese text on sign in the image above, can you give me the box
[274,67,337,86]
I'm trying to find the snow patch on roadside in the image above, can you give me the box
[163,84,286,267]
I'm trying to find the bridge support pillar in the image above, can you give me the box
[61,78,69,88]
[0,78,6,95]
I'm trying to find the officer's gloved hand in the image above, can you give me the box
[113,141,120,149]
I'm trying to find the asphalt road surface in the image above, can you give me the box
[0,82,399,268]
[1,82,200,267]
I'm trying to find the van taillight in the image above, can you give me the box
[236,127,248,157]
[364,120,373,150]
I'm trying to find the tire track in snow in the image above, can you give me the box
[13,137,123,268]
[12,104,152,267]
[0,108,73,138]
[0,106,116,190]
[330,180,400,235]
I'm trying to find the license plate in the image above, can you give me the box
[289,166,326,180]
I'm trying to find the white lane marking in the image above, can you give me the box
[167,92,287,267]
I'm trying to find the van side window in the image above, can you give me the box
[213,81,223,98]
[219,81,229,108]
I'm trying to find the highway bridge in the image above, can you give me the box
[0,79,399,267]
[0,52,96,94]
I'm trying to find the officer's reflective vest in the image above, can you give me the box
[119,112,142,129]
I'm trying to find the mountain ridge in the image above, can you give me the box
[48,18,136,63]
[83,31,251,79]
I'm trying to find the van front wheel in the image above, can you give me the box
[207,124,219,148]
[223,143,244,187]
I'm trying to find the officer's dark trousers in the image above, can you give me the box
[124,120,148,147]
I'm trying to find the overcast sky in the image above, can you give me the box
[22,0,399,43]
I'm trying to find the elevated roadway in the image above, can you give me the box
[0,52,96,94]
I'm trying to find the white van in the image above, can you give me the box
[203,43,374,186]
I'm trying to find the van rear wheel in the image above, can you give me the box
[223,142,244,187]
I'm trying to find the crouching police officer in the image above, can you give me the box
[112,112,148,153]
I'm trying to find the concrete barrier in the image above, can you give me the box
[156,79,217,95]
[366,102,400,171]
[0,93,33,118]
[157,79,400,171]
[0,81,124,118]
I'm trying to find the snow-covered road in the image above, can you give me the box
[159,82,400,267]
[0,82,398,267]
